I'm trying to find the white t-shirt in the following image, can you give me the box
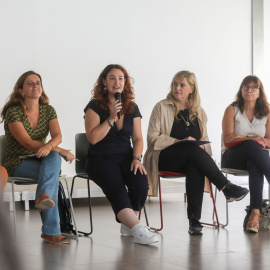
[222,106,268,154]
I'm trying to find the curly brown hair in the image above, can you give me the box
[0,71,49,122]
[232,75,269,119]
[91,64,135,114]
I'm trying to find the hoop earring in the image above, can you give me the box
[104,86,107,94]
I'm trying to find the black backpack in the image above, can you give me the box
[58,181,75,235]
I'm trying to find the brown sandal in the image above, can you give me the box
[41,234,70,244]
[246,212,261,233]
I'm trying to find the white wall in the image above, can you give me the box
[264,1,270,93]
[0,0,252,176]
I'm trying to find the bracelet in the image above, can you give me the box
[133,155,142,162]
[108,118,114,127]
[47,142,54,149]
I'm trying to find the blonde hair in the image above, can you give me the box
[0,71,49,122]
[166,70,200,123]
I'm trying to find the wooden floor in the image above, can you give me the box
[1,183,270,270]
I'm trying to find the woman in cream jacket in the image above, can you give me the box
[143,70,249,235]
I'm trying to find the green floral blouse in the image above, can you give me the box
[4,105,57,175]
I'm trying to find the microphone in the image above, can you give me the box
[114,92,121,119]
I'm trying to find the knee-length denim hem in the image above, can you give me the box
[12,152,62,235]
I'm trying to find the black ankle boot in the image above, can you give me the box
[188,214,203,235]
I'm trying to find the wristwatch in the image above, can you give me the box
[133,155,142,162]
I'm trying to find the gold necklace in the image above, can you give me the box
[179,113,190,126]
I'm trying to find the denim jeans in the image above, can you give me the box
[12,152,62,235]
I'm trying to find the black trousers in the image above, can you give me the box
[158,143,228,219]
[222,140,270,209]
[86,153,148,222]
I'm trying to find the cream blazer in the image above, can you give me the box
[143,99,212,197]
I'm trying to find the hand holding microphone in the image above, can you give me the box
[114,92,121,119]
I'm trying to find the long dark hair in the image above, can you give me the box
[232,75,269,119]
[91,64,135,114]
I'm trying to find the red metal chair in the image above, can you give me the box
[149,171,220,231]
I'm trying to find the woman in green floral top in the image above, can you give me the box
[1,71,74,244]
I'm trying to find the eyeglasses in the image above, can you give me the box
[242,85,259,91]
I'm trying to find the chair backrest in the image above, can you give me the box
[0,135,6,166]
[75,133,89,174]
[221,168,249,176]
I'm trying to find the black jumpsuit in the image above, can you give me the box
[84,100,148,220]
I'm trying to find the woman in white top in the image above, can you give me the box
[222,75,270,233]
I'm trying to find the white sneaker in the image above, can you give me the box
[132,223,159,245]
[120,224,133,236]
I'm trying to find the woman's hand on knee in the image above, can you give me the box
[250,136,266,148]
[225,132,243,143]
[36,144,52,158]
[131,160,147,175]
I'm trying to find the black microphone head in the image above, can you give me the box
[114,92,121,101]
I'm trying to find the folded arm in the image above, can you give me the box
[8,118,62,157]
[223,105,269,148]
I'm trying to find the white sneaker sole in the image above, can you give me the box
[134,237,159,245]
[226,190,249,203]
[120,227,133,236]
[35,198,55,210]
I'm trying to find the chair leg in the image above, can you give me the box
[11,181,16,238]
[201,180,219,228]
[70,176,93,236]
[24,200,30,211]
[143,205,149,227]
[61,177,79,239]
[149,174,163,231]
[212,187,217,223]
[221,173,229,228]
[70,176,76,197]
[212,175,229,228]
[139,205,149,227]
[83,178,93,236]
